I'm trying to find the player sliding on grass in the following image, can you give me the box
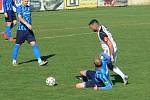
[76,53,112,91]
[12,0,48,66]
[88,19,128,85]
[1,0,17,42]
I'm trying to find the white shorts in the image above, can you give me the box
[101,44,117,63]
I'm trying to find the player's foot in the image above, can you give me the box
[123,75,128,85]
[75,76,88,82]
[75,76,83,80]
[1,32,8,40]
[12,61,18,66]
[39,61,48,66]
[9,37,16,42]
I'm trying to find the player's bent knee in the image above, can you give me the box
[13,20,17,25]
[80,70,87,76]
[6,22,12,26]
[75,83,85,89]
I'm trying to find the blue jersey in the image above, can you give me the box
[95,53,112,90]
[17,5,31,30]
[3,0,17,12]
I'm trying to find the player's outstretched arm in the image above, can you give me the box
[94,84,112,91]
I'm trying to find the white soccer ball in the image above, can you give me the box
[46,76,56,86]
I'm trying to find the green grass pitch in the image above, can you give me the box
[0,6,150,100]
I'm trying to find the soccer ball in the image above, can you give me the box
[46,76,56,86]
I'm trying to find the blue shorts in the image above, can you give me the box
[85,70,104,88]
[16,30,36,44]
[5,10,16,22]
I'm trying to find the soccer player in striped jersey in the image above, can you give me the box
[12,0,48,66]
[88,19,128,85]
[76,53,112,90]
[1,0,17,42]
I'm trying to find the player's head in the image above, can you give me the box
[88,19,100,32]
[94,56,102,68]
[22,0,29,6]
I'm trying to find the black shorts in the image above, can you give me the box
[5,10,16,22]
[85,71,96,88]
[85,70,105,88]
[16,30,36,44]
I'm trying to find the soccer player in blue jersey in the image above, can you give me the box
[1,0,17,42]
[12,0,48,66]
[75,53,112,91]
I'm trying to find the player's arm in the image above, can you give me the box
[18,15,32,30]
[99,83,112,90]
[101,53,111,63]
[94,83,112,91]
[103,36,114,62]
[3,0,7,17]
[12,0,17,9]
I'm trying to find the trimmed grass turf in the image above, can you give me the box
[0,6,150,100]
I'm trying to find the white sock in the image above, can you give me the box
[38,58,42,64]
[13,60,17,63]
[112,65,125,79]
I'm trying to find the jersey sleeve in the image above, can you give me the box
[3,0,7,13]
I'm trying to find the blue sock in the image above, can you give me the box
[12,44,20,60]
[5,26,11,39]
[32,44,42,63]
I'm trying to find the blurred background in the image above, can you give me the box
[0,0,150,13]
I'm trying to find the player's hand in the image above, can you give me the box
[4,13,8,18]
[26,24,32,30]
[111,55,114,63]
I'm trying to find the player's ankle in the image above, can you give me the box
[38,58,42,64]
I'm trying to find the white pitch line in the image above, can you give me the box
[38,32,93,39]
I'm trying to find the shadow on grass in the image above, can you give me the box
[111,74,123,85]
[19,54,56,65]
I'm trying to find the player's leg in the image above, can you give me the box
[107,49,128,85]
[104,48,128,84]
[28,30,48,66]
[112,51,128,85]
[11,11,17,28]
[2,11,15,42]
[12,30,24,66]
[12,44,21,66]
[76,81,96,89]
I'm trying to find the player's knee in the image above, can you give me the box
[6,22,11,26]
[30,41,36,46]
[75,83,85,89]
[13,20,17,25]
[80,70,87,76]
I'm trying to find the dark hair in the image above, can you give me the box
[88,19,99,25]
